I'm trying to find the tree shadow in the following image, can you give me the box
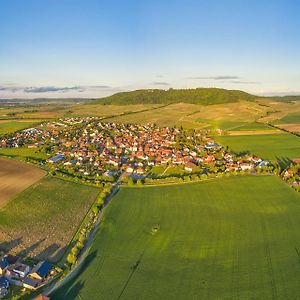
[17,238,45,258]
[0,237,23,252]
[50,246,66,263]
[276,156,293,169]
[34,243,60,261]
[51,250,98,299]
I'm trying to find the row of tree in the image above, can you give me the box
[67,184,113,266]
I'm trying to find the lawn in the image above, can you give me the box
[52,176,300,300]
[215,133,300,161]
[0,176,100,262]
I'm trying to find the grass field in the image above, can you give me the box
[272,114,300,125]
[52,176,300,300]
[0,119,44,135]
[0,158,46,207]
[0,176,100,261]
[216,133,300,161]
[0,147,48,160]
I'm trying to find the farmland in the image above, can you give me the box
[0,147,48,160]
[52,176,300,300]
[0,119,44,135]
[216,133,300,161]
[0,158,46,207]
[0,176,100,261]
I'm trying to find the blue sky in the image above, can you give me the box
[0,0,299,98]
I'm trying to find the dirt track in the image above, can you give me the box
[0,158,46,207]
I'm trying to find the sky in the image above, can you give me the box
[0,0,300,98]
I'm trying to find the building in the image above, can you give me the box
[0,258,9,275]
[29,261,53,281]
[35,294,50,300]
[23,277,40,290]
[48,154,65,164]
[0,276,9,298]
[12,263,30,279]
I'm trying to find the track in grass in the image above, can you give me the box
[52,176,300,300]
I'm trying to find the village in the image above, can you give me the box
[0,253,58,298]
[0,118,272,183]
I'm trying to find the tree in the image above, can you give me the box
[200,173,208,180]
[71,246,79,256]
[92,205,99,215]
[137,179,143,186]
[67,253,77,265]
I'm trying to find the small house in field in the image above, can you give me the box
[29,261,53,281]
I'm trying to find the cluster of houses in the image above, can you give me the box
[0,254,55,297]
[1,118,269,180]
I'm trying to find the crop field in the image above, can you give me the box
[0,147,48,160]
[0,119,44,135]
[105,103,204,127]
[62,103,161,118]
[52,176,300,300]
[105,101,272,129]
[272,114,300,125]
[216,133,300,161]
[0,158,46,207]
[0,176,100,261]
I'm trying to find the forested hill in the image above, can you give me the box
[95,88,257,105]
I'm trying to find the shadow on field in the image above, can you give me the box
[0,237,23,252]
[276,157,293,169]
[51,250,98,299]
[34,243,60,261]
[17,238,45,257]
[50,246,66,262]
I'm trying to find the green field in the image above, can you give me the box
[272,114,300,125]
[0,147,48,160]
[0,119,43,135]
[53,176,300,299]
[0,176,100,261]
[216,133,300,161]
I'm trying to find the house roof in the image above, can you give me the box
[0,277,9,289]
[0,259,9,270]
[23,277,40,288]
[35,294,50,300]
[35,261,53,278]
